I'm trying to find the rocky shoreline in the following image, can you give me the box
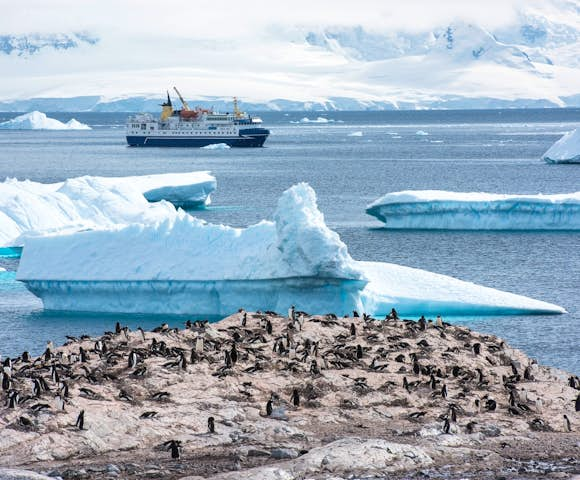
[1,311,579,479]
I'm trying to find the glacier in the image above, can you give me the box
[16,183,564,317]
[542,128,580,164]
[0,111,91,130]
[0,172,216,247]
[366,191,580,230]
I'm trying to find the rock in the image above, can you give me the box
[480,425,502,437]
[270,448,299,460]
[208,437,432,479]
[0,469,58,480]
[246,449,271,457]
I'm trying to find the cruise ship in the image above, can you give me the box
[126,88,270,148]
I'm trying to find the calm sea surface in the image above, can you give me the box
[0,109,578,374]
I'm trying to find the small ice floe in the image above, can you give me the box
[201,143,231,150]
[348,131,363,137]
[542,128,580,164]
[430,140,444,143]
[415,130,429,136]
[299,116,333,123]
[0,111,91,130]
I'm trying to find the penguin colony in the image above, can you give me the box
[0,311,578,474]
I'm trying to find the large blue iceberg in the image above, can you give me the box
[366,191,580,230]
[16,184,564,317]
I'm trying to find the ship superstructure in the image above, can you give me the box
[126,88,269,147]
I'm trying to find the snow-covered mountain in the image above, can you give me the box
[0,0,578,110]
[0,32,98,56]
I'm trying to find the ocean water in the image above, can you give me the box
[0,109,578,374]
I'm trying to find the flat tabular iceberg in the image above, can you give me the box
[366,191,580,230]
[542,129,580,164]
[0,172,216,247]
[0,111,91,130]
[17,184,564,317]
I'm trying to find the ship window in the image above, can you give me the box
[141,124,146,129]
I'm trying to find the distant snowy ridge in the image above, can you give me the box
[366,191,580,230]
[17,183,564,316]
[0,172,216,247]
[0,111,90,130]
[542,128,580,164]
[0,32,98,56]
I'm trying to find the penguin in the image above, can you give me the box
[350,323,356,337]
[441,384,448,399]
[403,376,409,391]
[241,311,247,327]
[266,399,273,416]
[43,348,52,363]
[288,305,295,322]
[413,361,420,376]
[291,388,300,407]
[22,351,30,363]
[208,416,215,433]
[473,343,481,355]
[230,345,238,365]
[195,337,204,354]
[310,360,320,375]
[59,381,69,398]
[51,365,59,383]
[166,440,181,459]
[575,393,580,412]
[138,327,146,341]
[128,350,139,368]
[55,394,65,411]
[1,373,11,391]
[524,366,534,381]
[224,350,232,369]
[353,310,359,318]
[436,315,443,328]
[442,418,451,434]
[564,414,571,432]
[7,391,19,408]
[266,320,273,335]
[356,344,363,360]
[79,347,88,363]
[115,322,122,334]
[75,410,85,430]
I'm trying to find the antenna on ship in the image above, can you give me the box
[233,97,244,118]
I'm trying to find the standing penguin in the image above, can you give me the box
[266,399,273,416]
[241,311,247,327]
[288,305,295,322]
[208,416,215,433]
[195,337,204,354]
[350,323,356,337]
[564,414,572,432]
[436,315,443,328]
[165,440,181,459]
[575,393,580,412]
[128,350,139,368]
[230,344,238,365]
[290,388,300,407]
[356,344,363,359]
[75,410,85,430]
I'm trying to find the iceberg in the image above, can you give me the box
[0,172,216,247]
[299,116,332,123]
[366,190,580,230]
[201,143,231,150]
[542,129,580,164]
[0,111,91,130]
[17,183,564,317]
